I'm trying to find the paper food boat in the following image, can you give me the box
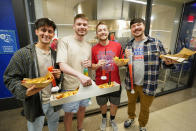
[160,48,196,63]
[160,55,185,63]
[21,72,54,88]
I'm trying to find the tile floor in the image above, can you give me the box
[0,86,196,131]
[105,98,196,131]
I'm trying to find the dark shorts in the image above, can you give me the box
[96,87,121,106]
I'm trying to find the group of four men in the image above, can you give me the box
[4,14,175,131]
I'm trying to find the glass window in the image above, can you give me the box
[175,1,196,88]
[151,0,195,93]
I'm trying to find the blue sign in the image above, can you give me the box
[0,30,18,54]
[0,0,20,98]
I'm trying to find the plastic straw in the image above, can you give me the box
[101,48,107,80]
[128,64,133,90]
[108,71,111,85]
[128,48,134,93]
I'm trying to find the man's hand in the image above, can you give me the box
[91,59,106,70]
[97,59,106,68]
[26,85,44,96]
[163,58,177,65]
[125,48,131,58]
[81,59,91,68]
[77,74,92,87]
[51,69,61,79]
[59,62,92,86]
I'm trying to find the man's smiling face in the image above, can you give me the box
[131,22,145,38]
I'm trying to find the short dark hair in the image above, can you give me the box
[35,18,56,30]
[74,14,88,23]
[130,18,145,27]
[96,21,109,33]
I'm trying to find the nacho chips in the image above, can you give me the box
[113,56,129,66]
[21,72,54,88]
[98,82,115,88]
[56,89,78,99]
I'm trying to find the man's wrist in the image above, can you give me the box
[96,64,100,69]
[91,63,98,70]
[88,63,92,68]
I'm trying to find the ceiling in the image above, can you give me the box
[39,0,194,24]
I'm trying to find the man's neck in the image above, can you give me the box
[36,42,50,51]
[134,34,146,42]
[74,34,84,41]
[99,39,109,46]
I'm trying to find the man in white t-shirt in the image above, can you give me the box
[4,18,61,131]
[57,14,92,131]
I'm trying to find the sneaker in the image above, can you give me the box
[110,120,118,131]
[100,118,107,131]
[124,119,134,128]
[139,127,147,131]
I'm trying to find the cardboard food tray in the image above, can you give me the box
[21,72,53,88]
[160,48,196,63]
[160,55,186,63]
[50,81,120,106]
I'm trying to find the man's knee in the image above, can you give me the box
[79,106,86,111]
[65,112,73,117]
[110,103,118,108]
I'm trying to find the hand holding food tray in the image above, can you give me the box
[113,56,129,66]
[160,48,196,63]
[50,81,120,106]
[21,72,54,88]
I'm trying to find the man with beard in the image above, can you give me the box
[57,14,92,131]
[4,18,61,131]
[123,18,175,131]
[91,22,123,131]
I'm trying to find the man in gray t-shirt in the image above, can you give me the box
[132,38,147,86]
[124,18,175,131]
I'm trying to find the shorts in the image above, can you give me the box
[96,85,121,106]
[96,94,121,106]
[62,99,89,113]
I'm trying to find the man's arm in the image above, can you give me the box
[158,40,176,67]
[4,50,46,101]
[59,62,92,86]
[3,52,28,101]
